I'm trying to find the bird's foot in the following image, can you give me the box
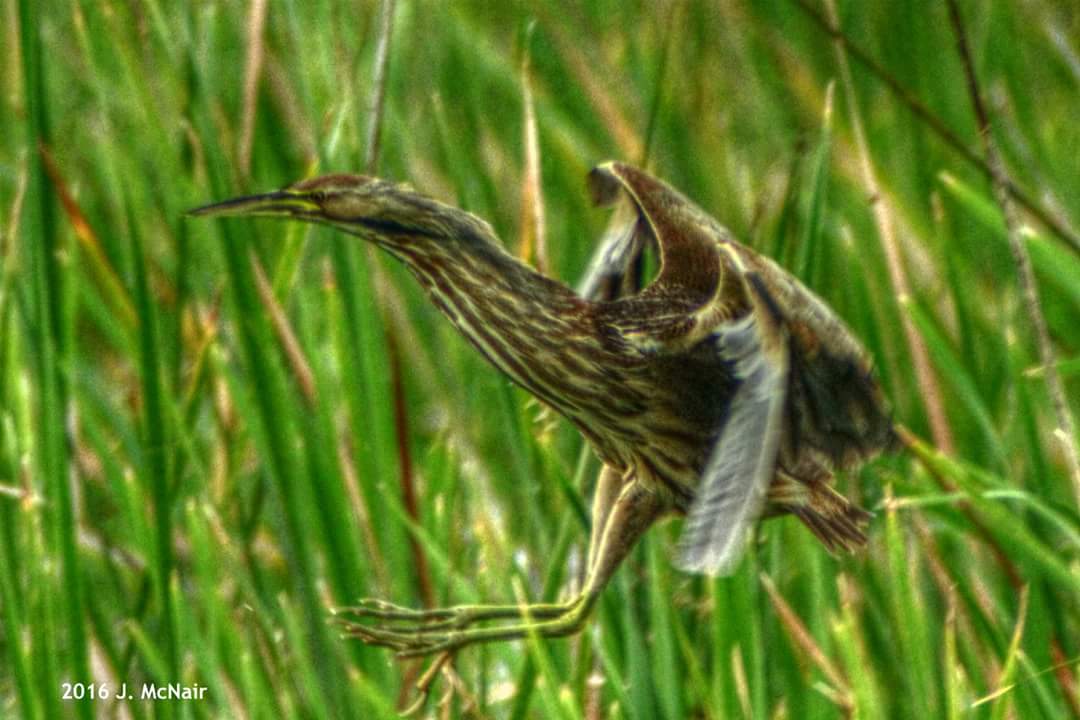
[332,596,588,658]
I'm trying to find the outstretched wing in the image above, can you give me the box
[586,162,731,305]
[676,272,790,576]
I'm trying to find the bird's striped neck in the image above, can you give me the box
[381,235,638,427]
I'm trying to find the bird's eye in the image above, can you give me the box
[311,191,328,203]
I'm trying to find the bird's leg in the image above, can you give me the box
[586,465,626,573]
[335,598,574,632]
[340,479,662,658]
[335,465,625,633]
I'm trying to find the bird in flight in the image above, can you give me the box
[191,161,896,661]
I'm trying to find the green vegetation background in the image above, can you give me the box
[3,0,1079,718]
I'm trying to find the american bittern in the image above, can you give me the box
[192,162,895,658]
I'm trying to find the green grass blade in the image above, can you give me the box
[17,1,90,718]
[125,192,179,683]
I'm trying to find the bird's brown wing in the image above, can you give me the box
[587,162,727,305]
[676,272,790,576]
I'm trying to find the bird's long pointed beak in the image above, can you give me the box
[187,190,318,219]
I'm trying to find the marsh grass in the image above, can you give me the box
[2,1,1079,718]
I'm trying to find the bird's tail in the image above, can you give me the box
[768,469,871,553]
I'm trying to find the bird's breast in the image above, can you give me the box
[570,340,737,510]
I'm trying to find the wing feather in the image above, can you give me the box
[676,278,789,575]
[577,199,649,301]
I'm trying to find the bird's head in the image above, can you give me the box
[189,173,497,249]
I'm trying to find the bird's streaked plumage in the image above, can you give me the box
[191,161,896,658]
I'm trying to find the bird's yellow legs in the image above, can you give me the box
[335,467,660,658]
[586,465,625,572]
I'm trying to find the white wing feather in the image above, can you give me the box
[676,295,789,576]
[577,200,647,301]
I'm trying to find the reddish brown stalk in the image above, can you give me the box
[1050,642,1080,719]
[540,12,642,161]
[946,6,1080,713]
[265,55,318,166]
[791,0,1080,256]
[361,0,436,615]
[249,251,316,404]
[584,665,605,720]
[824,0,954,453]
[895,425,1023,589]
[388,329,434,608]
[39,144,135,327]
[335,429,390,593]
[761,572,852,709]
[945,0,1080,510]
